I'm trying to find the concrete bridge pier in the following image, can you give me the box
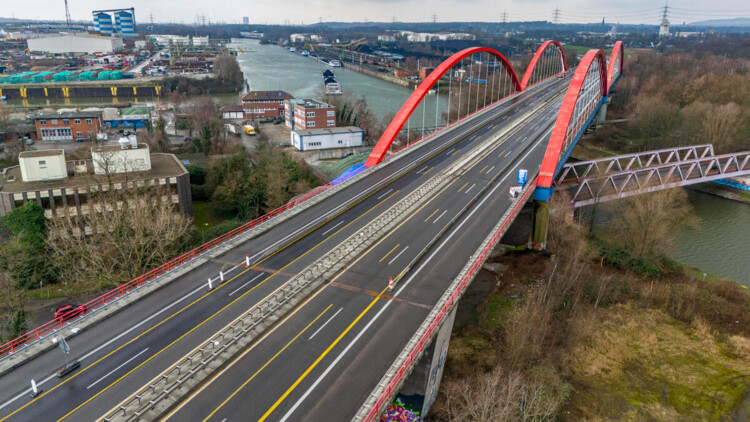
[530,199,549,250]
[396,306,457,416]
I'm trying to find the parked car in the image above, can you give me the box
[53,304,83,321]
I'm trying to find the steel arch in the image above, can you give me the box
[607,40,624,89]
[364,47,521,167]
[536,49,608,191]
[520,40,567,90]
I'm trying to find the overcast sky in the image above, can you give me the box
[5,0,750,25]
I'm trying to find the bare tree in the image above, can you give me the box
[607,188,694,259]
[47,188,191,288]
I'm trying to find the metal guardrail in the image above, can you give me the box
[101,172,454,421]
[355,177,538,421]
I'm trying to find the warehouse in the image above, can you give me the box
[290,126,364,151]
[27,34,124,54]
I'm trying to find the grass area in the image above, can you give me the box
[192,201,235,230]
[565,304,750,421]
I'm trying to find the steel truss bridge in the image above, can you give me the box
[0,40,636,422]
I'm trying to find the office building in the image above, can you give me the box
[241,90,294,120]
[0,146,192,234]
[290,127,363,151]
[284,99,336,130]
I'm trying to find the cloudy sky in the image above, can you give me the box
[5,0,750,25]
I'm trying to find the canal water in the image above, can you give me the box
[590,189,750,288]
[230,38,448,129]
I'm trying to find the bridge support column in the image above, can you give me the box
[594,97,608,125]
[398,306,457,416]
[530,200,549,250]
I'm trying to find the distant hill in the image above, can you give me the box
[690,17,750,27]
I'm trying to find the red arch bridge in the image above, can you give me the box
[0,40,688,422]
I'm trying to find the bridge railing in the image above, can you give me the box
[358,177,538,421]
[0,165,372,360]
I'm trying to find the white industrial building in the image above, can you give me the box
[91,139,152,175]
[27,34,124,54]
[290,127,364,151]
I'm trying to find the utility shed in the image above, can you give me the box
[290,126,364,151]
[18,149,67,182]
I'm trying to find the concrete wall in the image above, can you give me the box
[92,145,151,175]
[342,63,414,88]
[291,129,363,151]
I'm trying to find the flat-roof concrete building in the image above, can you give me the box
[0,146,191,235]
[290,126,363,151]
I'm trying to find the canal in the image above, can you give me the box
[230,38,448,129]
[590,188,750,288]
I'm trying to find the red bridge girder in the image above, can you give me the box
[536,49,608,191]
[519,40,567,91]
[607,40,624,88]
[364,46,521,168]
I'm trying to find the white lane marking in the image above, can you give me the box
[228,273,265,297]
[320,221,344,236]
[376,189,394,200]
[388,246,410,266]
[308,308,343,341]
[416,166,429,173]
[445,148,456,155]
[432,210,448,225]
[2,95,533,411]
[465,183,476,194]
[278,128,545,422]
[505,151,512,157]
[0,280,208,410]
[487,166,495,174]
[86,348,149,389]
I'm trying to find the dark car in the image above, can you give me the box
[75,138,85,143]
[53,304,83,321]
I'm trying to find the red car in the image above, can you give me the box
[53,304,83,321]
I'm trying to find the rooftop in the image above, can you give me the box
[294,126,363,136]
[241,90,294,102]
[220,105,244,113]
[288,99,333,109]
[92,143,148,153]
[19,149,65,159]
[1,153,186,193]
[34,110,103,120]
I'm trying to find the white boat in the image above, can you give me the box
[329,60,342,67]
[301,51,310,56]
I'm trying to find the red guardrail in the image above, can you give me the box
[363,178,537,421]
[0,165,372,359]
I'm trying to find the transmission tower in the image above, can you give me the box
[64,0,72,31]
[552,8,561,24]
[501,10,508,25]
[432,13,438,23]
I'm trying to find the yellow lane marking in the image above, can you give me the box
[78,190,402,422]
[379,244,400,263]
[258,285,390,422]
[422,166,434,175]
[457,182,469,193]
[46,189,402,422]
[480,165,488,174]
[424,208,439,223]
[11,91,513,421]
[198,305,333,422]
[451,149,460,156]
[498,149,506,157]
